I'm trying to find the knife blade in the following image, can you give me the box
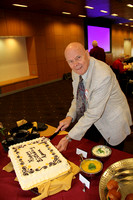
[49,128,61,140]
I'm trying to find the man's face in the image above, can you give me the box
[65,46,90,75]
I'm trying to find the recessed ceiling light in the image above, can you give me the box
[100,10,108,13]
[78,15,86,18]
[127,4,133,8]
[119,23,122,25]
[12,4,28,8]
[111,13,118,16]
[84,6,94,9]
[62,12,71,15]
[125,24,129,26]
[130,25,133,27]
[129,18,133,21]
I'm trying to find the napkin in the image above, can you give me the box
[16,119,28,127]
[3,162,13,172]
[3,161,80,200]
[33,161,80,200]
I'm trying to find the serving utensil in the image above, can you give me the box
[49,128,61,140]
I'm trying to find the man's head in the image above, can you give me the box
[92,40,98,47]
[64,42,90,75]
[119,54,125,62]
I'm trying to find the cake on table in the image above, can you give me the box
[8,137,71,190]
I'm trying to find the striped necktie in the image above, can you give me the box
[76,75,86,120]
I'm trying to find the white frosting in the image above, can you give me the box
[8,137,70,190]
[92,145,111,157]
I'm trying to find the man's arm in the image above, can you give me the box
[55,116,72,132]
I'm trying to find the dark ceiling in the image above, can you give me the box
[0,0,133,26]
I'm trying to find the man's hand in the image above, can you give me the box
[55,116,72,133]
[55,136,69,152]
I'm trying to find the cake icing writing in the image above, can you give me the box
[9,137,70,190]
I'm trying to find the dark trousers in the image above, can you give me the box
[84,124,124,151]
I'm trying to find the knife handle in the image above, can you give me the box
[49,128,61,140]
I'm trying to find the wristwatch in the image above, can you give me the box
[65,135,72,142]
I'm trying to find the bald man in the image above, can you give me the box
[55,42,132,152]
[90,40,106,62]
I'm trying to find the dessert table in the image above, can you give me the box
[0,125,133,200]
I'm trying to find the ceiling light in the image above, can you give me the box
[100,10,108,13]
[12,4,28,8]
[130,25,133,27]
[84,6,94,9]
[111,13,118,16]
[125,24,129,26]
[119,23,122,25]
[129,18,133,21]
[78,15,86,18]
[62,12,71,15]
[127,4,133,8]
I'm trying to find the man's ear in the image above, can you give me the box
[85,49,90,57]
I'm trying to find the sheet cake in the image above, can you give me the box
[8,137,70,190]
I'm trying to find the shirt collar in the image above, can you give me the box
[81,57,94,81]
[81,67,89,81]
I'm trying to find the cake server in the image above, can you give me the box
[49,128,61,140]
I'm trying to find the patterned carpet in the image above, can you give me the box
[0,79,133,154]
[0,80,73,131]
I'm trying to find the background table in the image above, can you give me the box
[0,125,133,200]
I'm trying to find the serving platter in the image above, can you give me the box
[99,158,133,200]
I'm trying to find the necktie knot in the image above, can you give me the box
[79,75,83,82]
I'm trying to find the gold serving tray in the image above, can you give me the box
[99,158,133,200]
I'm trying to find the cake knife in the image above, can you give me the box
[49,128,61,140]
